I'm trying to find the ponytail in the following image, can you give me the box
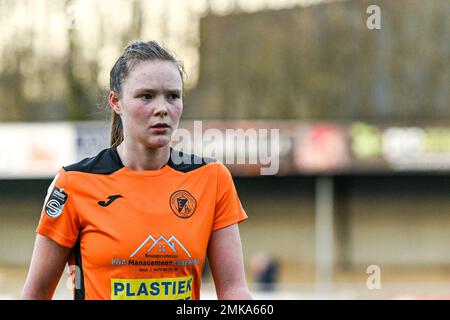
[110,111,123,147]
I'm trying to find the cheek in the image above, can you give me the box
[169,103,183,120]
[129,103,152,121]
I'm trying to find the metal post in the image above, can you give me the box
[315,176,334,293]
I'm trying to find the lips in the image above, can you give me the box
[151,123,170,128]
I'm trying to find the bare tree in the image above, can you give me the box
[121,0,144,45]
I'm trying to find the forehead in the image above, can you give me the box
[123,60,182,91]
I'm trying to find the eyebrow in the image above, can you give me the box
[134,88,182,95]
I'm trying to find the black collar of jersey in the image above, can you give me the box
[63,146,214,174]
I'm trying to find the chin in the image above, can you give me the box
[145,136,171,149]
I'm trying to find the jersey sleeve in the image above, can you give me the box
[212,162,248,232]
[36,168,80,248]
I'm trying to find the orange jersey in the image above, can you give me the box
[36,147,247,300]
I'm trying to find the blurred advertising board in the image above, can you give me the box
[349,122,450,172]
[75,121,110,161]
[0,121,449,178]
[174,120,295,176]
[0,123,76,178]
[293,124,350,174]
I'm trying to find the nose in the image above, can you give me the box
[152,97,169,117]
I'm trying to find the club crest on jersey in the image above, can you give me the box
[169,190,197,219]
[45,187,68,218]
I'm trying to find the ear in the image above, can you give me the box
[108,90,122,115]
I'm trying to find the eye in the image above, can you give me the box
[140,94,153,100]
[168,93,180,100]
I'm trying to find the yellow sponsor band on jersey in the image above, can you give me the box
[111,276,193,300]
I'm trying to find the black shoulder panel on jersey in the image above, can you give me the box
[167,149,215,173]
[63,147,124,174]
[64,147,213,174]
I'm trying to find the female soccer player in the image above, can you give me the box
[21,41,252,300]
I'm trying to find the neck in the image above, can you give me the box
[116,141,170,171]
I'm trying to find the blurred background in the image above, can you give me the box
[0,0,449,299]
